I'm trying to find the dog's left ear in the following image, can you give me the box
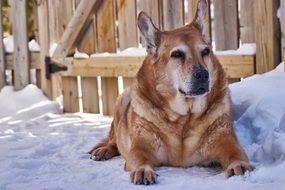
[193,0,208,36]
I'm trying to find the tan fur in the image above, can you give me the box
[89,0,253,185]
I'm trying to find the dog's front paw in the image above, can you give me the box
[225,160,254,178]
[89,146,117,161]
[130,165,158,185]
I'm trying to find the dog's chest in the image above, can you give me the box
[161,127,204,167]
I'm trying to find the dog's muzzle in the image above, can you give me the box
[178,68,210,97]
[191,68,209,95]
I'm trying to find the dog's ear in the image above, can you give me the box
[138,12,161,54]
[193,0,208,36]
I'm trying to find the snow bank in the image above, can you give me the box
[230,63,285,164]
[0,63,285,190]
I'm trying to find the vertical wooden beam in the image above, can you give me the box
[255,0,281,73]
[11,0,30,90]
[77,14,100,113]
[281,0,285,54]
[81,77,99,113]
[162,0,184,30]
[37,0,52,98]
[62,76,79,112]
[96,0,118,116]
[139,0,160,28]
[214,0,239,50]
[240,0,255,43]
[49,0,74,102]
[117,0,137,89]
[0,0,6,89]
[188,0,211,41]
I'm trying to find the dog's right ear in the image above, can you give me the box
[138,12,161,54]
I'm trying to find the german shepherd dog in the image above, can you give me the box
[89,0,253,185]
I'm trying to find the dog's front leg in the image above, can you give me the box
[126,137,159,185]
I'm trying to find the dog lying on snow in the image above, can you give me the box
[89,0,253,185]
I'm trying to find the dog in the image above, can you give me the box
[89,0,253,185]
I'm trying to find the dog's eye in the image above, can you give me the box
[171,50,185,59]
[201,47,210,57]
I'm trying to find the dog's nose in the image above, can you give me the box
[193,68,209,83]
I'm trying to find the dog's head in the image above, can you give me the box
[138,0,216,104]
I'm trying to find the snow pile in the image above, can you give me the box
[230,63,285,164]
[215,43,256,55]
[0,64,285,189]
[3,36,40,53]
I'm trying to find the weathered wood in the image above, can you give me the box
[188,0,211,41]
[117,0,138,89]
[139,0,160,27]
[255,0,281,73]
[81,77,99,113]
[63,55,255,79]
[0,0,5,89]
[77,17,97,53]
[49,0,73,101]
[37,0,52,98]
[96,0,118,116]
[11,0,30,90]
[240,0,255,43]
[52,0,103,58]
[62,76,79,113]
[281,0,285,53]
[214,0,239,50]
[5,52,40,70]
[162,0,184,30]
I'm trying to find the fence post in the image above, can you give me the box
[255,0,281,73]
[0,0,5,89]
[37,0,52,98]
[97,0,118,116]
[11,0,30,90]
[214,0,239,50]
[240,0,255,43]
[117,0,138,89]
[281,0,285,56]
[161,0,184,30]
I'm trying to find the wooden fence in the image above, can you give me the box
[0,0,284,115]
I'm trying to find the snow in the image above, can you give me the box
[215,43,256,55]
[0,64,285,190]
[3,36,40,53]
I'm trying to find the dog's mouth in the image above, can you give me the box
[179,87,209,97]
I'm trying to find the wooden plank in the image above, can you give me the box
[5,52,40,70]
[162,0,184,30]
[52,0,103,58]
[188,0,211,41]
[74,0,99,114]
[62,76,79,113]
[96,0,118,116]
[11,0,30,90]
[63,55,254,79]
[281,0,285,54]
[139,0,160,28]
[37,0,52,98]
[81,77,99,113]
[117,0,137,89]
[0,0,5,89]
[49,0,73,101]
[255,0,280,73]
[240,0,255,43]
[214,0,239,50]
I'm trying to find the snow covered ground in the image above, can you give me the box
[0,64,285,190]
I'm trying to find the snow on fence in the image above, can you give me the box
[0,0,284,115]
